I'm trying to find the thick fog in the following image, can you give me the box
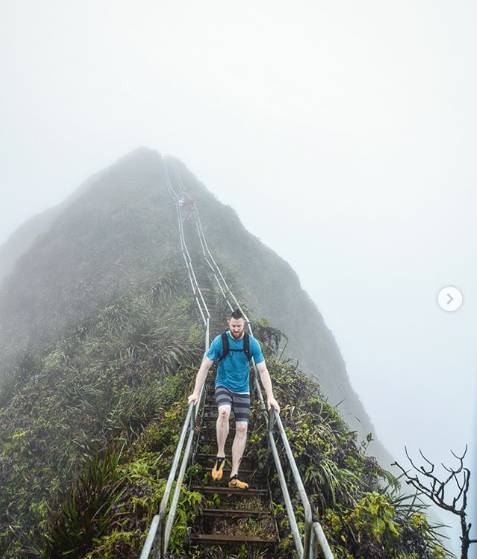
[2,1,476,551]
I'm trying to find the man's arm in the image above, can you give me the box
[188,355,214,404]
[256,361,280,412]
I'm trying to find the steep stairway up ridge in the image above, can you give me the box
[143,161,335,559]
[185,375,280,558]
[182,218,229,339]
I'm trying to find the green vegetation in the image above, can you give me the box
[44,403,203,559]
[0,152,451,557]
[0,271,203,557]
[0,295,450,557]
[258,350,449,558]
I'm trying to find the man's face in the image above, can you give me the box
[228,317,245,339]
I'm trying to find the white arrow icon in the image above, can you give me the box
[438,286,463,312]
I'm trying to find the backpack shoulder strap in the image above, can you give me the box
[218,332,229,362]
[243,332,251,360]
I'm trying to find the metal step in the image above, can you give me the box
[191,486,268,497]
[192,469,266,486]
[196,433,257,446]
[196,443,237,455]
[195,453,253,465]
[200,508,272,518]
[198,426,237,435]
[190,533,278,545]
[197,430,237,440]
[190,464,262,477]
[200,418,256,427]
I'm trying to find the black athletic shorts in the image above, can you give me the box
[215,386,250,423]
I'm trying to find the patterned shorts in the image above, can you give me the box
[215,386,251,423]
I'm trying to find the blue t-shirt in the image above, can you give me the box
[206,332,265,394]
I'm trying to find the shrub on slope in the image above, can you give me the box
[0,273,203,558]
[41,324,448,559]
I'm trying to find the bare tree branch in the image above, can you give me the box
[393,446,474,559]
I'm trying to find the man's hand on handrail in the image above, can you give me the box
[267,396,280,413]
[256,361,280,413]
[188,356,214,406]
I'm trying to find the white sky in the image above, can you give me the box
[2,1,476,551]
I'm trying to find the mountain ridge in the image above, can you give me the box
[0,148,390,465]
[0,148,447,558]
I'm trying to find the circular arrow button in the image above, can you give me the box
[437,286,463,312]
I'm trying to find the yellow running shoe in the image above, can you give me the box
[228,475,249,489]
[211,456,225,481]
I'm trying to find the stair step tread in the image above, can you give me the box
[191,485,268,496]
[190,533,278,544]
[192,466,262,477]
[195,453,252,463]
[200,427,235,437]
[201,420,256,426]
[220,468,261,476]
[201,508,272,517]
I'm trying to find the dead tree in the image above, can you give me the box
[393,446,476,559]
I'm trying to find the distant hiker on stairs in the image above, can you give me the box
[178,194,195,221]
[188,309,280,489]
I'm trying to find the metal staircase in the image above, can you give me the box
[187,375,280,555]
[139,158,334,559]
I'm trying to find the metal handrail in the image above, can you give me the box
[140,159,211,559]
[312,521,335,558]
[168,160,334,559]
[141,158,334,559]
[167,165,210,338]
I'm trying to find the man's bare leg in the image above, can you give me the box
[212,405,230,481]
[216,404,231,457]
[230,421,248,478]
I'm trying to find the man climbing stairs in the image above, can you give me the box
[185,376,280,558]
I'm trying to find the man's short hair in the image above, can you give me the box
[230,309,244,320]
